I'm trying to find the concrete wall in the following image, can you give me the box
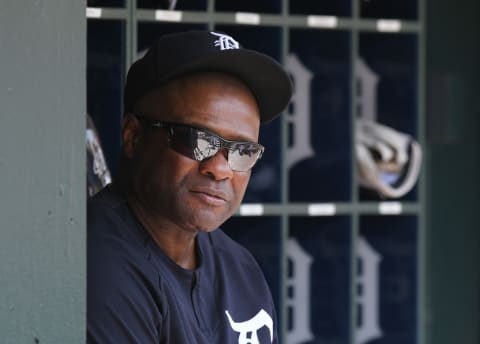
[0,1,86,342]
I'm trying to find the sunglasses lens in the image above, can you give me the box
[228,144,263,172]
[168,126,197,159]
[169,125,262,171]
[193,134,219,161]
[169,126,219,160]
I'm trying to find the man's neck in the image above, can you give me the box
[127,191,199,271]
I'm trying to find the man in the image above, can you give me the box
[87,30,292,343]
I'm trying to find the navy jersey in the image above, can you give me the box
[87,185,278,344]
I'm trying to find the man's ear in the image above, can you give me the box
[122,114,142,158]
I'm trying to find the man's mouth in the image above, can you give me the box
[191,188,229,205]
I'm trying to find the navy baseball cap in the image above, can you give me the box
[124,30,292,123]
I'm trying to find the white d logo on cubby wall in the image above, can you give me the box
[285,54,315,170]
[286,236,383,344]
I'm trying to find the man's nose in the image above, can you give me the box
[198,149,234,181]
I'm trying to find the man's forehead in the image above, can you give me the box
[134,72,259,115]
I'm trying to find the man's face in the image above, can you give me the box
[125,72,260,233]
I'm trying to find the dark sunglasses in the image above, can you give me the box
[135,115,264,172]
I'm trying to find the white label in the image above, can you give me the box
[308,203,336,216]
[155,10,183,22]
[307,15,338,28]
[377,19,402,32]
[239,204,264,216]
[378,202,402,215]
[235,12,261,25]
[86,7,102,18]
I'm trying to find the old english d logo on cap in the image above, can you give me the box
[210,32,240,51]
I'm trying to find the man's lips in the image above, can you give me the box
[191,188,230,204]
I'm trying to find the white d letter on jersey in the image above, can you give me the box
[225,309,274,344]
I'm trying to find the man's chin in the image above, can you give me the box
[196,226,220,234]
[186,210,232,233]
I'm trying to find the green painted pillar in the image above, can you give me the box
[0,1,86,343]
[426,0,480,343]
